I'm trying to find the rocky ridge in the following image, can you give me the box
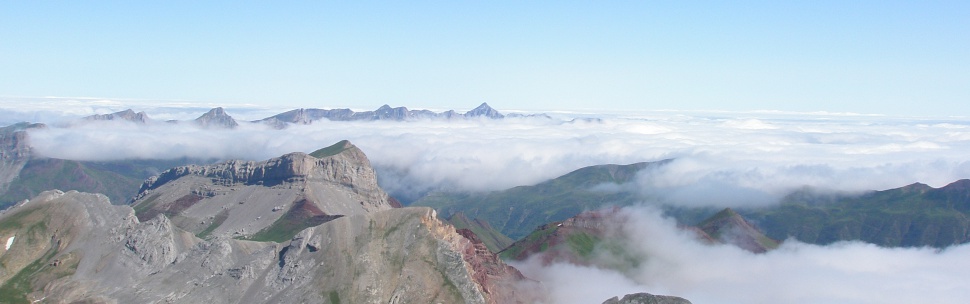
[132,140,394,241]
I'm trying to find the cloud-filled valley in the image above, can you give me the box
[24,107,970,207]
[513,206,970,304]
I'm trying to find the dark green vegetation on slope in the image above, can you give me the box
[412,161,670,240]
[741,180,970,247]
[1,158,208,209]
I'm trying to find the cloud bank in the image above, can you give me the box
[511,206,970,304]
[16,103,970,206]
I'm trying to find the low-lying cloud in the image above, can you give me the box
[20,105,970,207]
[511,205,970,304]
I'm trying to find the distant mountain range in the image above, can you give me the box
[79,103,550,129]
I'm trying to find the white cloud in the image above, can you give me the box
[18,102,970,206]
[512,206,970,304]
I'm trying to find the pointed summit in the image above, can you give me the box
[194,107,239,129]
[464,102,504,119]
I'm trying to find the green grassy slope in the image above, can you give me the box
[412,161,670,240]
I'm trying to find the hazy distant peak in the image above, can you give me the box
[465,102,504,118]
[194,107,238,129]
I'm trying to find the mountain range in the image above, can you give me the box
[78,103,546,129]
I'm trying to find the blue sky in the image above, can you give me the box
[2,1,968,115]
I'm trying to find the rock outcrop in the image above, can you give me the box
[132,140,394,241]
[602,292,693,304]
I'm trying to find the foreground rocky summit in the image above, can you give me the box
[0,141,528,303]
[0,191,524,303]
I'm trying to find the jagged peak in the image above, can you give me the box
[376,104,393,111]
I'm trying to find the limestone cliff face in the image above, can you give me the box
[132,141,394,240]
[0,191,528,304]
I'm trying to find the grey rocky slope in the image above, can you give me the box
[131,140,397,241]
[0,190,525,304]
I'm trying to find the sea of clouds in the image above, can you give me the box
[14,101,970,207]
[7,100,970,303]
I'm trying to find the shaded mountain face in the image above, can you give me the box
[131,140,396,242]
[194,107,239,129]
[0,190,526,304]
[412,160,671,240]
